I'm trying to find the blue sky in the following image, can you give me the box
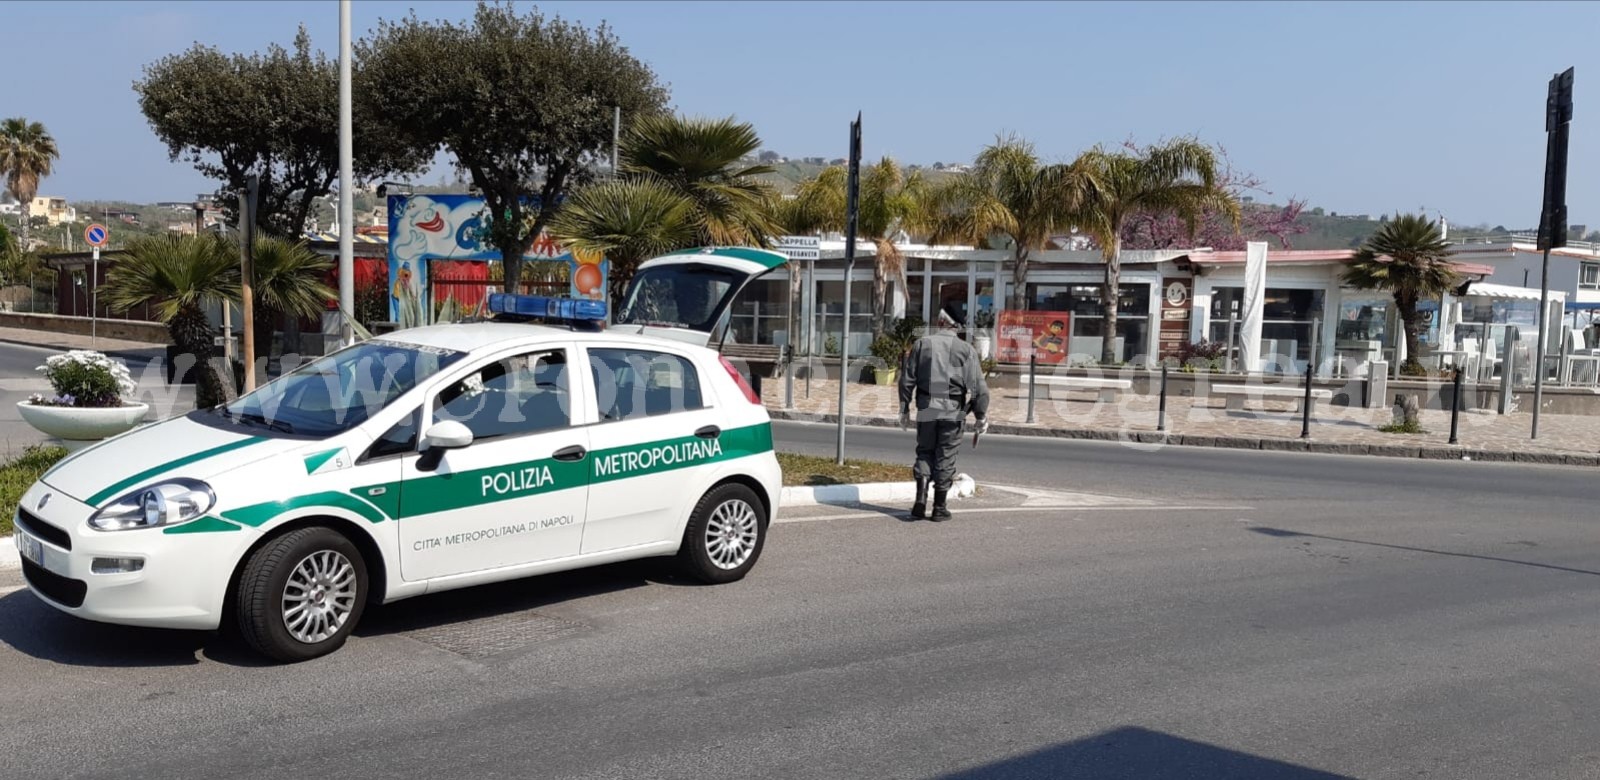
[1,1,1595,227]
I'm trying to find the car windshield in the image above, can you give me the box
[211,339,465,438]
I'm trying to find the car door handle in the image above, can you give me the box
[694,425,721,440]
[552,444,587,462]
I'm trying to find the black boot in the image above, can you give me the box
[910,477,929,519]
[931,488,951,521]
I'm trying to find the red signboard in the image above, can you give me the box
[996,310,1073,364]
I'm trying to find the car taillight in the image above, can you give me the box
[719,356,761,404]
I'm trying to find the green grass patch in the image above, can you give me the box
[1378,420,1427,435]
[0,445,67,537]
[777,451,907,487]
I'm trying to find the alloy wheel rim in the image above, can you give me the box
[705,499,759,570]
[281,549,357,644]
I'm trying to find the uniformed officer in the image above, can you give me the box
[898,317,990,521]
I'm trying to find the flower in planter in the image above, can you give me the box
[30,350,137,408]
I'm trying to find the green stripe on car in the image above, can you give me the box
[223,490,391,527]
[87,436,265,506]
[172,423,773,533]
[303,448,343,474]
[164,516,243,535]
[662,247,788,269]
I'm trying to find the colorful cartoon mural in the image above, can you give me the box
[386,194,608,325]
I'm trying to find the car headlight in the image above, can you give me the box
[88,479,217,531]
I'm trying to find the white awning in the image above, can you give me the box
[1464,282,1566,302]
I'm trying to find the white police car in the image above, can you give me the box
[12,247,786,662]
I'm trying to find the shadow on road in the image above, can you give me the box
[936,726,1352,779]
[0,589,217,667]
[1249,526,1600,578]
[0,559,680,667]
[356,560,659,637]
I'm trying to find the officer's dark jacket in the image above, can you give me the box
[898,331,990,422]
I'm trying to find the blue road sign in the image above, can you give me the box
[84,223,109,247]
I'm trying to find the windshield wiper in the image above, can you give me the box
[237,411,297,435]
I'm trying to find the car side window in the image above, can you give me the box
[589,347,704,421]
[434,349,571,441]
[364,407,420,461]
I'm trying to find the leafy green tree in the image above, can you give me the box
[357,1,668,292]
[925,135,1095,311]
[1072,139,1238,364]
[1342,213,1459,376]
[548,178,695,306]
[248,237,335,358]
[783,158,926,337]
[102,234,241,408]
[550,113,780,304]
[0,118,59,248]
[136,27,420,236]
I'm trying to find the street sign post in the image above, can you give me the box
[775,236,823,411]
[1534,66,1574,441]
[837,114,862,465]
[84,224,108,347]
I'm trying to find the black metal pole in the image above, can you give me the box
[1026,354,1037,424]
[1449,367,1463,445]
[1300,361,1314,439]
[1157,362,1169,432]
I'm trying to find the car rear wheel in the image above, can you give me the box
[677,483,767,584]
[236,526,368,663]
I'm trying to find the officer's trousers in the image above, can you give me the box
[913,419,964,491]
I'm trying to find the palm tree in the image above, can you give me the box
[1073,138,1239,364]
[102,234,241,409]
[1342,214,1459,376]
[0,118,60,249]
[248,236,335,361]
[782,158,926,337]
[620,114,782,248]
[925,135,1096,312]
[548,178,696,307]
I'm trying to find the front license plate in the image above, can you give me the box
[15,532,42,567]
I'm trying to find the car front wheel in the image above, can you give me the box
[677,483,767,584]
[236,526,369,663]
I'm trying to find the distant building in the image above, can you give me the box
[28,196,75,225]
[802,156,826,166]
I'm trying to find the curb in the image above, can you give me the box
[768,409,1600,468]
[779,475,976,508]
[0,336,165,360]
[0,536,18,571]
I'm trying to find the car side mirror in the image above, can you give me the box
[422,420,473,450]
[417,420,472,472]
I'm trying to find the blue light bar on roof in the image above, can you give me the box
[487,293,608,321]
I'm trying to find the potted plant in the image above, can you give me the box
[18,350,148,446]
[972,308,996,359]
[869,333,905,385]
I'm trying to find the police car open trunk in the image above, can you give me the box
[609,247,788,348]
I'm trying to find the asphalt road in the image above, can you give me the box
[2,421,1599,778]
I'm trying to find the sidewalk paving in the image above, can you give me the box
[0,324,165,355]
[764,376,1600,466]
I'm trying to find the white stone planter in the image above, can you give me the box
[975,335,993,360]
[17,402,150,445]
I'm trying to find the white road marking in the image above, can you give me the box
[776,504,1254,524]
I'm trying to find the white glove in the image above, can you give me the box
[976,417,990,435]
[899,409,911,430]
